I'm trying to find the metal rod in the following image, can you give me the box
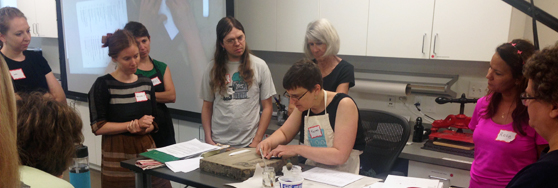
[502,0,558,34]
[530,0,540,50]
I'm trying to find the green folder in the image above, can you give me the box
[140,150,180,163]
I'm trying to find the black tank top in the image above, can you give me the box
[300,93,366,151]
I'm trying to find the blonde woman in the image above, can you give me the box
[0,50,19,188]
[0,7,65,103]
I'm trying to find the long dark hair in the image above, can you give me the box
[211,16,253,95]
[483,39,536,136]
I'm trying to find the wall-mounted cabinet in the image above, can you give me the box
[236,0,514,62]
[18,0,58,38]
[320,0,369,56]
[429,0,511,61]
[276,0,319,53]
[367,0,435,59]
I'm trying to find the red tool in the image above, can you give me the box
[429,94,477,144]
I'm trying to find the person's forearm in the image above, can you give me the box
[95,121,130,135]
[201,102,213,141]
[254,105,273,143]
[155,90,176,103]
[294,146,351,166]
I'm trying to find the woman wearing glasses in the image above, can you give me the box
[258,59,365,174]
[468,39,547,188]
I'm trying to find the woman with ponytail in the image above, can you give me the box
[468,39,548,188]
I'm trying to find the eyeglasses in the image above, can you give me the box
[224,35,245,45]
[283,90,308,102]
[520,92,537,105]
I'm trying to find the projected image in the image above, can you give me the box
[76,0,128,68]
[63,0,225,113]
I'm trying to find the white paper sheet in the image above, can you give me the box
[363,182,383,188]
[300,167,363,187]
[155,139,220,158]
[165,157,202,173]
[383,175,440,188]
[227,165,381,188]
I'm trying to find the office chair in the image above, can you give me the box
[359,109,411,179]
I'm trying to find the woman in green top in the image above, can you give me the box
[124,21,176,147]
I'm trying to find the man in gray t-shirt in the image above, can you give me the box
[200,17,276,148]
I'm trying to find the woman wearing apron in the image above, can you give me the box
[124,21,176,148]
[258,59,365,174]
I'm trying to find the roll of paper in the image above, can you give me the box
[352,80,410,96]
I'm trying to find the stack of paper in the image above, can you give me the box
[156,139,220,158]
[166,157,202,173]
[140,139,220,163]
[300,167,363,187]
[383,175,443,188]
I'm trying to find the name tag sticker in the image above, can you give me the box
[496,129,517,143]
[9,68,26,80]
[308,125,323,139]
[226,74,231,84]
[151,76,162,86]
[135,91,148,102]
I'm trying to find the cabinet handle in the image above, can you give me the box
[36,23,39,36]
[428,175,449,181]
[422,33,427,54]
[433,33,438,55]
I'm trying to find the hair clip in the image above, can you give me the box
[511,43,517,47]
[517,50,522,54]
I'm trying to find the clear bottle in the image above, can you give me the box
[69,145,91,188]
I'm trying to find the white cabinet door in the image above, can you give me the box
[367,0,435,59]
[34,0,57,38]
[235,0,276,51]
[430,0,511,61]
[408,160,470,188]
[320,0,369,56]
[276,0,319,53]
[17,0,37,37]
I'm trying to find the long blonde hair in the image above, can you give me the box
[0,55,20,187]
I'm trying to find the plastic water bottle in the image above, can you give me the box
[69,145,91,188]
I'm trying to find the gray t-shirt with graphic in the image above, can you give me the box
[200,54,276,148]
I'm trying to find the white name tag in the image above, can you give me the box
[308,125,323,139]
[151,76,162,86]
[135,91,148,102]
[9,68,26,80]
[495,129,517,143]
[226,74,231,84]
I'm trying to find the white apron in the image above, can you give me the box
[303,90,362,174]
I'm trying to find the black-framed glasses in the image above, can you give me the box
[283,90,308,102]
[520,92,536,105]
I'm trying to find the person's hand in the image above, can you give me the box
[205,137,216,145]
[248,139,261,148]
[138,115,154,129]
[257,140,273,157]
[127,119,142,134]
[138,0,167,33]
[166,0,196,33]
[266,145,298,159]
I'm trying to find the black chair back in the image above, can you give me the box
[359,109,411,176]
